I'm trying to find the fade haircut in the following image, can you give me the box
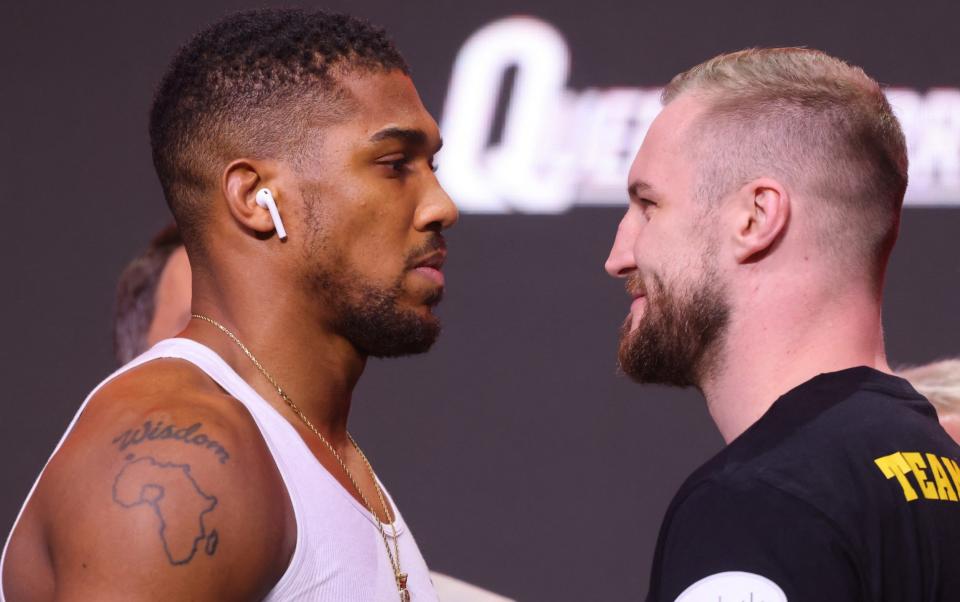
[149,8,409,250]
[662,48,908,283]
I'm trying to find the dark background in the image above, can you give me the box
[2,1,958,600]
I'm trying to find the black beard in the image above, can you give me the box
[617,270,730,388]
[305,240,445,358]
[330,276,442,358]
[297,183,444,357]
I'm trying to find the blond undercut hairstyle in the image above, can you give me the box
[663,48,908,285]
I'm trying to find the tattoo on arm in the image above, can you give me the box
[112,454,220,566]
[112,420,230,464]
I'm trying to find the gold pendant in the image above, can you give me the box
[398,573,410,602]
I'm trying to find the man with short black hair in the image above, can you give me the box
[606,47,960,601]
[109,225,515,602]
[2,9,455,600]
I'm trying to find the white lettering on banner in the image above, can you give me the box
[439,16,960,213]
[438,17,571,213]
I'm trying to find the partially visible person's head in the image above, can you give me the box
[149,9,457,358]
[898,359,960,444]
[606,47,907,387]
[113,224,193,364]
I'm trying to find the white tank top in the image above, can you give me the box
[1,338,438,602]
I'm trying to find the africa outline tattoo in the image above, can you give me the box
[112,454,220,566]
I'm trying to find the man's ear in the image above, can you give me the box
[221,159,281,236]
[731,178,790,263]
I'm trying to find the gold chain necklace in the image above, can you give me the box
[191,314,410,602]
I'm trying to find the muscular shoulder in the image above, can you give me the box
[26,358,293,600]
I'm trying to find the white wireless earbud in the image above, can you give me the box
[255,188,287,241]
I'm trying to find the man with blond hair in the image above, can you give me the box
[606,48,960,601]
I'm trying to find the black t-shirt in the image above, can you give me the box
[647,367,960,602]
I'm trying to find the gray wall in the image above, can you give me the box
[2,2,958,600]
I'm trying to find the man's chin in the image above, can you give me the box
[617,323,685,386]
[617,331,648,383]
[617,322,643,379]
[359,313,441,358]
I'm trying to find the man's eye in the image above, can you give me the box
[378,155,410,175]
[378,155,436,175]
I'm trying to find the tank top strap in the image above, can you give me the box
[144,338,266,409]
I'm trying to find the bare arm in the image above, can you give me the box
[28,386,292,601]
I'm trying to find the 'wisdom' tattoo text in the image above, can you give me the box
[112,420,230,464]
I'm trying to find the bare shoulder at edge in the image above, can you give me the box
[4,358,294,602]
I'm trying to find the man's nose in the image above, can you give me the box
[605,212,638,278]
[415,177,459,232]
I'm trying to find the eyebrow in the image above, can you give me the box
[627,180,657,199]
[368,127,443,152]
